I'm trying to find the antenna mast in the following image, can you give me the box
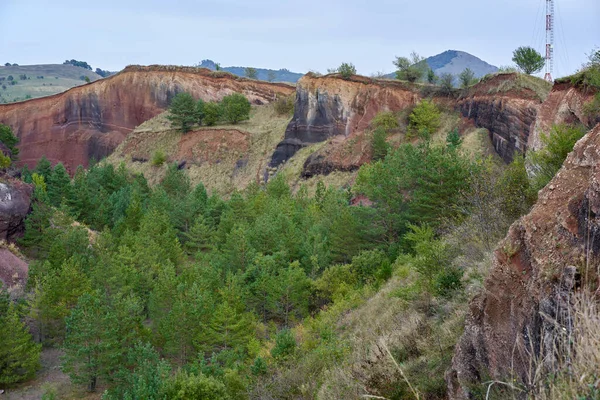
[544,0,554,82]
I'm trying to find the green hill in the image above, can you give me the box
[0,64,103,103]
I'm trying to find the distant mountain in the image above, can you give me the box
[426,50,498,77]
[197,60,304,83]
[385,50,498,81]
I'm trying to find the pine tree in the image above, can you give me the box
[34,156,53,179]
[183,215,215,255]
[167,92,198,133]
[47,163,71,207]
[0,301,41,387]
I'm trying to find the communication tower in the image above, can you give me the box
[544,0,555,82]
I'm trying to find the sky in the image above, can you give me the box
[0,0,598,78]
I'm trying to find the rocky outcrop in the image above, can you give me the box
[0,65,294,172]
[457,73,547,162]
[0,248,28,297]
[0,177,33,242]
[529,82,599,150]
[447,123,600,398]
[270,74,420,167]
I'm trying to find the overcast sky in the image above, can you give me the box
[0,0,598,78]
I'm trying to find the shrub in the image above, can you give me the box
[221,93,251,124]
[446,129,462,149]
[245,67,257,79]
[271,329,296,360]
[371,111,399,131]
[273,95,294,116]
[528,123,586,191]
[371,127,390,161]
[337,62,356,80]
[512,46,545,75]
[408,100,441,138]
[151,150,167,167]
[204,102,222,126]
[0,123,19,160]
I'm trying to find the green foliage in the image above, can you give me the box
[47,163,71,207]
[337,62,357,80]
[512,46,545,75]
[0,123,19,160]
[459,67,476,88]
[497,155,536,220]
[438,73,454,94]
[273,95,295,116]
[244,67,258,79]
[446,128,462,149]
[161,371,229,400]
[427,69,438,84]
[527,124,586,191]
[371,111,399,131]
[0,299,41,387]
[371,127,390,161]
[167,92,198,133]
[63,59,92,70]
[151,150,166,167]
[394,52,426,82]
[221,93,251,124]
[0,153,10,169]
[271,329,296,360]
[34,156,53,179]
[203,101,222,126]
[62,292,143,391]
[408,100,441,138]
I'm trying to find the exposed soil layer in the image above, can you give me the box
[448,123,600,398]
[0,65,294,172]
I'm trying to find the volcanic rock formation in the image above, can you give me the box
[447,123,600,398]
[529,81,599,150]
[269,73,421,168]
[0,176,33,242]
[0,65,294,172]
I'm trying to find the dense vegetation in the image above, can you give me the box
[168,92,252,132]
[512,46,545,75]
[0,102,554,398]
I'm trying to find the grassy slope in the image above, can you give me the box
[107,103,356,196]
[0,64,102,103]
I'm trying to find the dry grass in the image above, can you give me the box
[106,103,293,195]
[484,73,552,102]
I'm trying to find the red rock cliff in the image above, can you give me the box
[269,73,421,167]
[448,123,600,398]
[0,65,294,171]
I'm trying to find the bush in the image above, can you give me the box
[459,68,476,88]
[151,150,167,167]
[271,329,296,360]
[0,123,19,160]
[371,111,399,131]
[408,100,441,138]
[221,93,251,124]
[204,102,222,126]
[528,123,586,191]
[273,95,294,116]
[337,63,356,80]
[245,67,257,79]
[371,127,390,161]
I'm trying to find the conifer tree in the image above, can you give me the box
[0,297,41,387]
[47,163,71,207]
[34,156,53,179]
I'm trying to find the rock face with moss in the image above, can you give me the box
[447,123,600,398]
[0,65,294,172]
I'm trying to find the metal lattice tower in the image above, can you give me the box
[544,0,555,82]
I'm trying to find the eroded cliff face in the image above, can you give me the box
[448,123,600,399]
[457,73,546,162]
[270,74,420,168]
[0,65,294,171]
[529,82,599,150]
